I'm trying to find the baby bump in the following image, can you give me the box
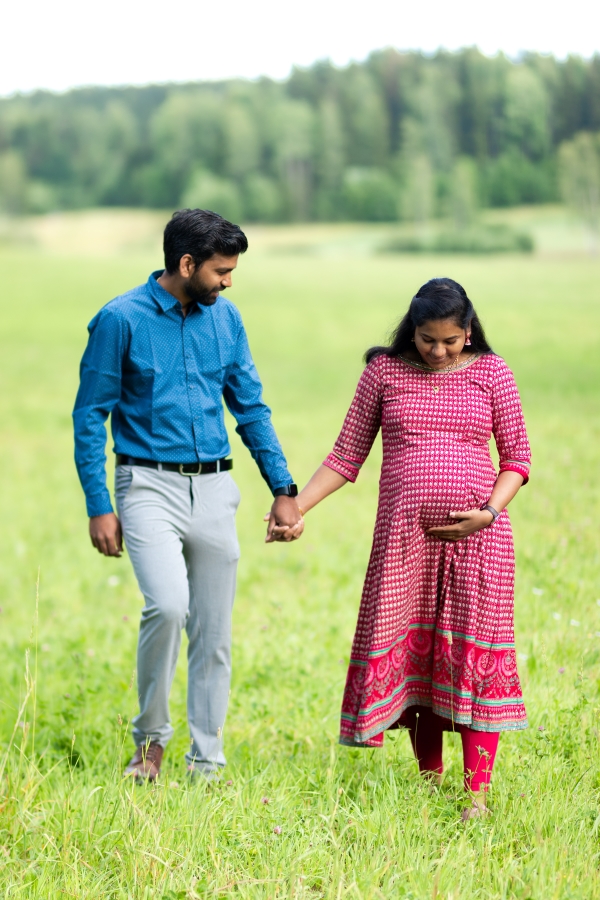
[384,444,496,529]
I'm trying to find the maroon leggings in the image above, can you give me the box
[403,706,499,792]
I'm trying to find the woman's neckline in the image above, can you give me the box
[397,352,484,374]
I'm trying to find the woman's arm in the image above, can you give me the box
[266,465,348,541]
[426,470,524,541]
[298,465,349,512]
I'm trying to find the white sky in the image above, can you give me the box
[2,0,599,96]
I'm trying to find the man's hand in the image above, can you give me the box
[264,496,303,543]
[427,508,494,542]
[89,513,123,556]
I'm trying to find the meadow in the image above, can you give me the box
[0,209,599,898]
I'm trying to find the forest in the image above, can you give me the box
[0,47,599,222]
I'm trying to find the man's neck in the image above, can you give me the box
[157,270,194,312]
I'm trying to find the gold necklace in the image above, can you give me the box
[428,355,462,394]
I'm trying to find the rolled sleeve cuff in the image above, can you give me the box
[499,461,530,484]
[323,452,361,483]
[86,491,114,518]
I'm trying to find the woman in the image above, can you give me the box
[285,278,530,818]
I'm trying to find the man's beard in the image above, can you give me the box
[184,275,219,306]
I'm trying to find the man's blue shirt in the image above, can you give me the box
[73,272,292,517]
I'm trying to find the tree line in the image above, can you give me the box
[1,48,599,223]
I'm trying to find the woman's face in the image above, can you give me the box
[413,318,470,369]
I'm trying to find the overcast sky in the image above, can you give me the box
[2,0,599,96]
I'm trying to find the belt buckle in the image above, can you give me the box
[179,462,202,476]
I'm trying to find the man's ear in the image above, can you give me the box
[179,254,196,278]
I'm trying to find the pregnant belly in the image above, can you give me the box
[384,445,497,529]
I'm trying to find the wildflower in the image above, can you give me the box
[597,599,600,607]
[226,780,233,786]
[532,588,544,596]
[261,797,269,804]
[122,615,129,621]
[107,575,120,587]
[170,782,179,789]
[552,612,561,620]
[273,826,282,834]
[520,793,526,798]
[518,653,528,661]
[570,619,580,627]
[558,667,565,674]
[87,648,95,657]
[538,726,545,731]
[41,643,50,652]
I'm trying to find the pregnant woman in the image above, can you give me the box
[291,278,531,818]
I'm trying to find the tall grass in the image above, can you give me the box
[0,230,599,897]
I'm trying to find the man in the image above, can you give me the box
[73,209,302,782]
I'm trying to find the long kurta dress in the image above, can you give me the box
[323,352,531,747]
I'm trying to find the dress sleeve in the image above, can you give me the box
[491,358,531,484]
[323,359,383,483]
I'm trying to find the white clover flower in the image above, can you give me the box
[552,612,561,620]
[570,619,580,627]
[532,588,544,596]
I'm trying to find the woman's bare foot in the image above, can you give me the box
[461,794,491,821]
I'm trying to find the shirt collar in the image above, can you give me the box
[148,270,182,313]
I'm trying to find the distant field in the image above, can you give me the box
[0,203,595,259]
[0,212,599,898]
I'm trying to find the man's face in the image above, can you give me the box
[183,253,239,306]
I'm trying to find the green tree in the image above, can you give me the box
[314,98,345,220]
[147,91,224,205]
[224,102,260,180]
[450,157,479,229]
[272,100,315,220]
[0,151,27,214]
[342,167,398,221]
[559,131,600,253]
[242,174,283,222]
[401,155,434,226]
[182,170,243,223]
[339,67,389,167]
[504,67,550,159]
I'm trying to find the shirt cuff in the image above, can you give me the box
[86,492,114,517]
[499,462,530,485]
[323,452,361,483]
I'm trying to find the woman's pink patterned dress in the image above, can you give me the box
[323,352,531,747]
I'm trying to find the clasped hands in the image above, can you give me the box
[264,495,304,543]
[426,508,494,542]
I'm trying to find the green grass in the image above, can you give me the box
[1,215,600,898]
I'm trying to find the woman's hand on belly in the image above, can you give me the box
[426,508,494,542]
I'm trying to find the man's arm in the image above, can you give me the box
[222,323,301,537]
[72,307,126,556]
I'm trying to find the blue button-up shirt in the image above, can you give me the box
[73,271,292,517]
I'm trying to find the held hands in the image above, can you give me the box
[89,512,123,556]
[264,495,304,543]
[427,508,494,542]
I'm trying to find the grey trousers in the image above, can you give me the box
[114,465,240,773]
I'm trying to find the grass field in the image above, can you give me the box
[1,210,600,898]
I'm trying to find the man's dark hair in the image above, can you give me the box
[163,209,248,274]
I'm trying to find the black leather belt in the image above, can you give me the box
[116,455,233,476]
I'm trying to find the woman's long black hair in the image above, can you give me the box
[365,277,492,364]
